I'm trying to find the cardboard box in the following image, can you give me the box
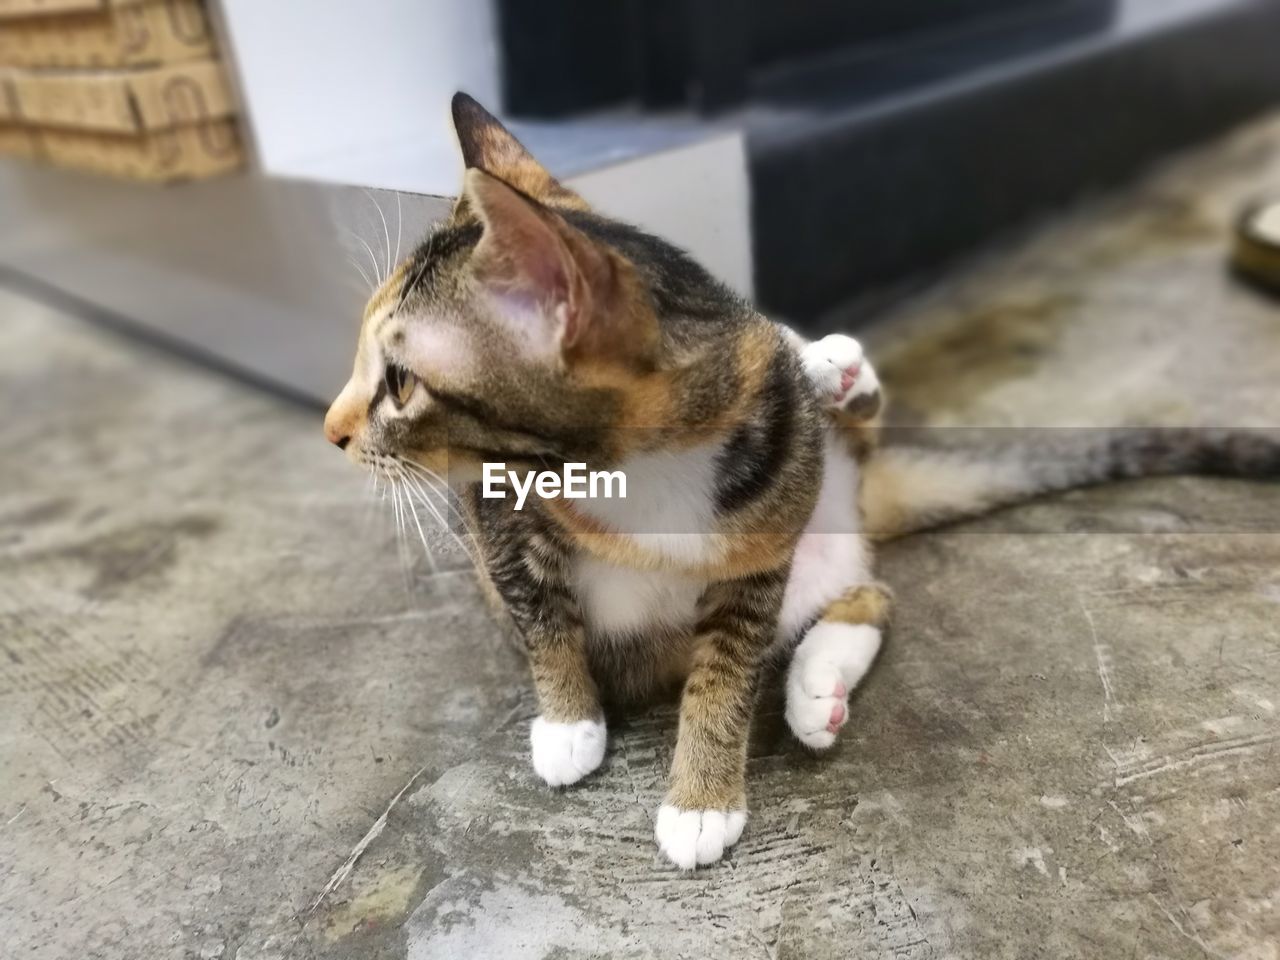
[0,57,242,181]
[0,70,18,120]
[0,0,144,17]
[39,117,240,180]
[10,59,234,133]
[0,123,43,158]
[0,0,212,68]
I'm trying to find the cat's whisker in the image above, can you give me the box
[358,470,380,532]
[396,465,472,557]
[396,466,454,535]
[357,235,383,286]
[365,188,393,283]
[400,479,466,542]
[391,480,418,593]
[402,459,449,489]
[397,459,447,499]
[393,192,403,271]
[393,464,440,574]
[390,475,406,544]
[387,477,397,539]
[380,473,398,544]
[398,460,463,523]
[390,462,427,521]
[396,482,415,567]
[411,489,456,547]
[398,470,446,527]
[344,227,383,288]
[347,255,374,292]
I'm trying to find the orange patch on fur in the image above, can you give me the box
[822,584,892,628]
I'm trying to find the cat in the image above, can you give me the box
[325,93,1280,869]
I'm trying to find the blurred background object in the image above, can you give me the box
[0,0,242,180]
[1,0,1279,403]
[1232,198,1280,295]
[498,0,1118,117]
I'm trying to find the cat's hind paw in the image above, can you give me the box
[530,716,607,787]
[655,804,747,869]
[786,622,882,750]
[801,334,881,416]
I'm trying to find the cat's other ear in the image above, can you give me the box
[464,168,654,365]
[451,92,588,211]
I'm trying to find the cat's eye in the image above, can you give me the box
[384,363,418,408]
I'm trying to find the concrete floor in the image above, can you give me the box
[3,114,1280,960]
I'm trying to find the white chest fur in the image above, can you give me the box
[572,442,723,568]
[569,443,721,639]
[573,556,704,638]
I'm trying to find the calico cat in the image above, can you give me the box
[325,94,1280,869]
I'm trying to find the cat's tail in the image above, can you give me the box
[860,426,1280,540]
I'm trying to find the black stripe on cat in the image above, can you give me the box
[429,387,592,459]
[713,349,796,514]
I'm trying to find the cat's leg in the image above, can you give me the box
[480,514,605,787]
[779,329,891,749]
[785,583,891,749]
[527,637,607,786]
[655,567,788,869]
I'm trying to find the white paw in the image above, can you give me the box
[786,622,882,750]
[654,804,747,869]
[530,716,607,787]
[801,334,881,411]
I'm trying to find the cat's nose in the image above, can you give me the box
[325,381,362,449]
[323,414,352,449]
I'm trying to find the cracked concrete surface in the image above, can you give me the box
[3,113,1280,959]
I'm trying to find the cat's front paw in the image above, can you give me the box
[530,716,607,787]
[654,804,747,869]
[801,334,881,415]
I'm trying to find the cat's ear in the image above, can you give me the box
[464,168,649,364]
[451,92,588,211]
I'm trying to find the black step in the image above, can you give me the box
[747,0,1280,319]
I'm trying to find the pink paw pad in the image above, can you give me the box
[825,682,848,733]
[826,702,846,733]
[835,364,861,400]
